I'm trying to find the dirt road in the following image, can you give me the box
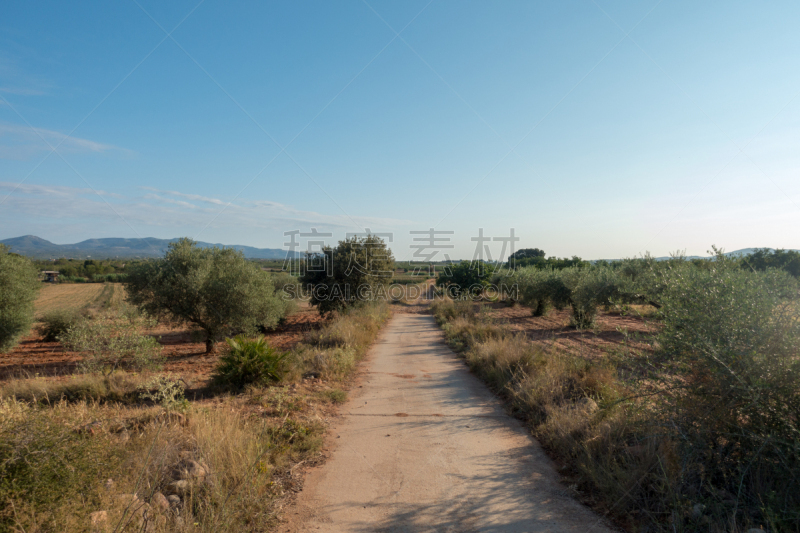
[291,313,614,532]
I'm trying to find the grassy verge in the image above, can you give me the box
[290,302,391,380]
[0,302,391,532]
[430,299,781,533]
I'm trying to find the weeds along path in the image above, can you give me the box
[290,313,613,532]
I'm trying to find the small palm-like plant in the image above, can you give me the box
[215,335,289,387]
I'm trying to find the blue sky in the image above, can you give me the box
[1,0,799,260]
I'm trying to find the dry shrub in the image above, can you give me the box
[292,302,390,380]
[303,301,389,353]
[0,396,323,532]
[440,313,505,353]
[431,298,474,325]
[294,346,357,379]
[435,307,680,530]
[0,372,142,404]
[464,334,536,391]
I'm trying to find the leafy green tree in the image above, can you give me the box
[436,261,495,298]
[511,254,589,270]
[744,247,800,277]
[510,267,571,316]
[125,238,288,352]
[0,245,40,352]
[301,234,394,316]
[567,266,626,327]
[510,248,546,260]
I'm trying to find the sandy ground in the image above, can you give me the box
[287,313,614,533]
[485,303,656,360]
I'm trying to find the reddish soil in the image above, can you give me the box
[484,302,657,359]
[0,307,324,385]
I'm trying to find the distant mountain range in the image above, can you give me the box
[655,248,800,261]
[592,248,800,263]
[3,236,797,262]
[0,235,298,260]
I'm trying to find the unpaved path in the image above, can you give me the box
[290,313,614,532]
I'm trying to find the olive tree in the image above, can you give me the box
[125,238,288,352]
[301,234,394,315]
[0,245,40,352]
[656,255,800,526]
[435,261,495,299]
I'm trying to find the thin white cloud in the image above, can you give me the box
[0,181,124,199]
[1,182,413,236]
[0,123,129,160]
[0,86,46,96]
[142,193,199,209]
[0,53,51,98]
[140,187,229,206]
[143,186,413,228]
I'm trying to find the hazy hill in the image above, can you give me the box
[589,248,800,262]
[0,235,298,260]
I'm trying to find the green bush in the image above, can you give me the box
[92,273,128,283]
[60,276,88,283]
[513,268,572,316]
[0,400,122,530]
[215,335,289,388]
[568,266,625,328]
[435,260,495,298]
[657,254,800,529]
[37,309,84,342]
[510,265,630,328]
[0,245,40,352]
[510,254,589,270]
[60,314,164,374]
[268,270,298,318]
[744,247,800,277]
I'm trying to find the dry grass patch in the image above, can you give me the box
[0,372,143,404]
[291,302,390,380]
[33,283,108,316]
[0,391,324,532]
[0,300,392,532]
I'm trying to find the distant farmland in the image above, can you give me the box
[33,283,125,317]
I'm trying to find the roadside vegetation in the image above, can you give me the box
[0,237,393,532]
[0,244,40,353]
[300,234,394,316]
[434,248,800,532]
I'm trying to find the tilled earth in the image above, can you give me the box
[0,307,324,383]
[484,302,657,359]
